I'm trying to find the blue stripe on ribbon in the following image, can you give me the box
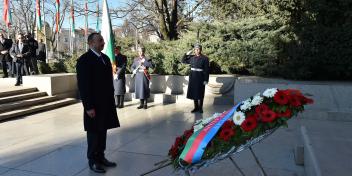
[191,103,241,163]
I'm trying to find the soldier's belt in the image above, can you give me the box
[191,68,203,72]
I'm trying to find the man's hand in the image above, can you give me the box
[16,54,23,58]
[186,50,193,55]
[133,70,137,74]
[86,109,96,118]
[1,50,8,54]
[203,81,208,85]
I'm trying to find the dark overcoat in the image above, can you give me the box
[0,39,13,62]
[182,54,210,100]
[76,49,120,131]
[113,53,127,95]
[131,57,154,99]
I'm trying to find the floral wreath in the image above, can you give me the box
[168,88,313,171]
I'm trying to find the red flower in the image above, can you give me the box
[247,113,259,120]
[289,96,302,107]
[261,110,277,122]
[277,108,292,118]
[302,96,314,104]
[283,89,302,96]
[219,128,235,141]
[241,117,258,132]
[168,145,179,159]
[183,129,193,140]
[255,104,269,115]
[174,137,182,147]
[274,90,289,105]
[222,120,235,129]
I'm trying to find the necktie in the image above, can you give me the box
[99,55,106,65]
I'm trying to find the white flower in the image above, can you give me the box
[232,111,246,125]
[251,93,263,106]
[263,88,278,98]
[240,98,252,111]
[194,124,203,132]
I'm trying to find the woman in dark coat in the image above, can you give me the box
[182,44,209,113]
[113,46,127,108]
[131,46,154,109]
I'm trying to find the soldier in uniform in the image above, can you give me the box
[182,44,209,113]
[113,46,127,108]
[10,34,30,86]
[131,46,154,109]
[0,33,13,78]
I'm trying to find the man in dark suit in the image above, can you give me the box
[76,33,120,173]
[25,33,39,74]
[0,33,13,78]
[10,34,30,86]
[182,43,210,113]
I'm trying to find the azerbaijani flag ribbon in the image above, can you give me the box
[179,103,241,164]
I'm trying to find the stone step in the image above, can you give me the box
[128,92,234,105]
[0,98,77,121]
[0,96,60,113]
[0,91,47,104]
[0,87,38,98]
[299,120,352,176]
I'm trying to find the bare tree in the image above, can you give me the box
[110,0,207,41]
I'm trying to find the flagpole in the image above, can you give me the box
[42,0,48,63]
[85,0,88,51]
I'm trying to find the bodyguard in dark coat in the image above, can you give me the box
[182,44,209,113]
[131,47,154,109]
[0,33,13,78]
[10,34,30,86]
[26,33,39,74]
[76,33,119,173]
[113,46,127,108]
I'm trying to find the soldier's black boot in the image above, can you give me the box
[137,99,144,109]
[119,95,124,108]
[115,96,120,108]
[144,99,148,109]
[191,100,199,113]
[199,99,204,113]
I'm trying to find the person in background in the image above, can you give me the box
[0,33,13,78]
[181,43,210,113]
[10,34,30,86]
[37,39,46,63]
[76,33,119,173]
[113,46,127,108]
[26,33,39,74]
[131,46,154,109]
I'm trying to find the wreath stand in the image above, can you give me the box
[140,128,277,176]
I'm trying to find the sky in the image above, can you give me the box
[62,0,126,30]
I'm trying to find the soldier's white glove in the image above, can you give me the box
[186,50,193,55]
[133,70,137,74]
[203,81,208,85]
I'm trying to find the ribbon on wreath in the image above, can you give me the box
[179,103,241,165]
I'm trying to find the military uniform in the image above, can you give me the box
[113,53,127,108]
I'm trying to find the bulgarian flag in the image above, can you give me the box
[36,0,42,30]
[179,103,241,164]
[101,0,115,65]
[70,0,75,37]
[3,0,12,28]
[55,0,60,33]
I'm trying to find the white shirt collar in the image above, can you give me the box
[90,48,101,57]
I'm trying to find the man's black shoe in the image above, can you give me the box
[191,108,198,113]
[2,75,8,78]
[89,162,106,173]
[143,104,147,109]
[119,104,124,108]
[14,83,20,86]
[100,158,117,167]
[137,105,143,109]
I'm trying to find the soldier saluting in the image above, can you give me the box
[182,44,210,113]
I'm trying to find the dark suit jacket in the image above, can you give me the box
[10,42,30,63]
[76,49,120,131]
[0,39,13,62]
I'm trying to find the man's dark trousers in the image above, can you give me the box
[87,130,107,164]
